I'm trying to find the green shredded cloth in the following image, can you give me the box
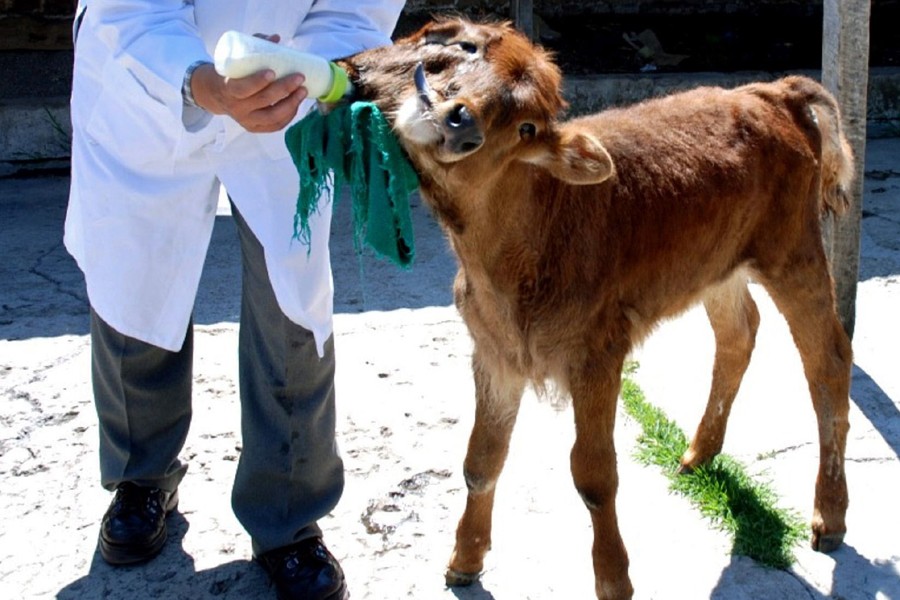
[285,101,419,268]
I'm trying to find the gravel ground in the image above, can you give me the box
[0,138,898,599]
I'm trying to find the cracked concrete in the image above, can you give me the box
[0,138,898,599]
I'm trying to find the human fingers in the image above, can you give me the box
[233,83,308,133]
[243,73,305,109]
[222,69,280,101]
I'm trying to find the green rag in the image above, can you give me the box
[285,101,419,268]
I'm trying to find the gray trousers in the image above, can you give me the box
[90,203,344,555]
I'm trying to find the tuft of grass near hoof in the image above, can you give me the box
[620,361,807,569]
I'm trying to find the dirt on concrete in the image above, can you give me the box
[1,138,899,599]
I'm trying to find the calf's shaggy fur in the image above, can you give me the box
[340,18,854,599]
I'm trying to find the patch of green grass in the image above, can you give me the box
[620,362,807,569]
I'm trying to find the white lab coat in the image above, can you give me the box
[65,0,405,356]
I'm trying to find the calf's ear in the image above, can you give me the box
[534,128,614,185]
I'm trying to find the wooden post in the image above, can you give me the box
[821,0,871,339]
[510,0,534,40]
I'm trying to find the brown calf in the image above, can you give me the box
[341,17,854,599]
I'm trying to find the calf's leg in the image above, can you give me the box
[446,353,525,585]
[681,276,760,472]
[569,349,633,600]
[760,253,852,553]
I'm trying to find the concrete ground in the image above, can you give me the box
[0,138,898,599]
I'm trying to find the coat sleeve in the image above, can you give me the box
[82,0,211,125]
[287,0,406,60]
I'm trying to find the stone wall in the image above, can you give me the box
[0,0,74,49]
[0,1,832,50]
[1,0,72,14]
[402,0,823,17]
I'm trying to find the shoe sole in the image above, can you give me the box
[99,527,168,565]
[255,556,349,600]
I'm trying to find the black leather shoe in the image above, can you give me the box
[256,538,349,600]
[98,482,178,565]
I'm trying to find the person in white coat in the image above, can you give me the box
[65,1,406,598]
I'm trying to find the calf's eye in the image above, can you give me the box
[458,41,478,53]
[519,123,537,141]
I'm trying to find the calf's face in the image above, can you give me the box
[340,18,614,188]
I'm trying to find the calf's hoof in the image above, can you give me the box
[811,529,845,553]
[676,463,695,476]
[679,447,718,475]
[445,567,481,587]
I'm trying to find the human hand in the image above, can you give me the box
[191,34,309,133]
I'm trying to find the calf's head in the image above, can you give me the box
[339,18,614,191]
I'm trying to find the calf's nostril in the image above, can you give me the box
[447,104,473,129]
[442,104,483,154]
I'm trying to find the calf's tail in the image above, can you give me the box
[784,76,855,217]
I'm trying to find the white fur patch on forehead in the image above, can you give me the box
[457,20,497,44]
[421,18,501,53]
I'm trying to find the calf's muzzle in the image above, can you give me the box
[414,62,484,156]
